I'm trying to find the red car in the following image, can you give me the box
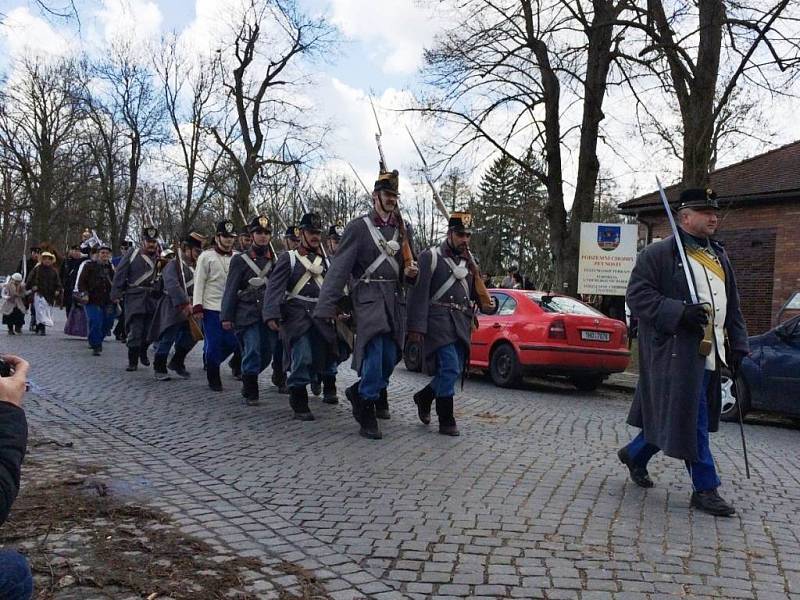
[405,289,631,391]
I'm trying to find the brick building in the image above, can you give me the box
[619,141,800,335]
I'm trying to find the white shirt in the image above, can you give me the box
[192,248,232,312]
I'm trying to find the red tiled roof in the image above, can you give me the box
[619,140,800,213]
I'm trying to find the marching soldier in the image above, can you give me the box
[618,188,749,516]
[236,227,252,253]
[193,220,239,392]
[111,226,161,371]
[264,212,342,420]
[326,221,343,256]
[283,225,300,251]
[407,211,492,436]
[149,234,204,380]
[314,169,418,439]
[220,215,278,405]
[270,225,301,393]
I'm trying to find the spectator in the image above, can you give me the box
[500,265,518,289]
[1,276,26,336]
[511,272,523,289]
[0,354,33,600]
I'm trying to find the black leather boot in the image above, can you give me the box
[289,386,315,421]
[168,348,190,378]
[139,346,150,367]
[436,396,460,436]
[153,354,170,381]
[359,401,382,440]
[207,365,223,392]
[271,370,288,394]
[229,353,242,380]
[413,385,434,425]
[345,381,363,425]
[310,378,322,397]
[241,373,259,406]
[617,447,654,488]
[375,388,390,420]
[126,348,139,371]
[691,489,736,517]
[322,375,338,404]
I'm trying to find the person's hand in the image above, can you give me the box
[680,303,709,332]
[192,304,203,316]
[221,321,233,331]
[336,312,351,321]
[404,262,419,279]
[0,355,30,409]
[180,304,193,317]
[408,332,424,344]
[267,320,280,332]
[730,350,749,372]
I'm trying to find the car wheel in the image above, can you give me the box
[403,339,422,372]
[489,343,521,388]
[720,368,750,422]
[571,375,604,392]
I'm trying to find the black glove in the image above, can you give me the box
[680,303,709,332]
[730,350,748,373]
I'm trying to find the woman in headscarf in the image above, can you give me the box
[1,274,27,335]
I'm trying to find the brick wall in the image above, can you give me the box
[635,200,800,334]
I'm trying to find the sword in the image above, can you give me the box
[730,371,751,479]
[656,178,713,357]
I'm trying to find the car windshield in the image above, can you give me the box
[527,293,603,316]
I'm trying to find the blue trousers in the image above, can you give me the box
[85,303,116,350]
[287,332,338,388]
[236,322,277,375]
[625,370,720,492]
[155,322,193,358]
[202,310,238,368]
[431,342,466,398]
[0,550,32,600]
[358,334,398,402]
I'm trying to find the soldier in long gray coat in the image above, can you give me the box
[314,170,419,439]
[220,215,278,406]
[407,211,496,436]
[149,234,204,380]
[111,226,161,371]
[264,212,342,420]
[618,188,749,517]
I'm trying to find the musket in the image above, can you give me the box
[347,161,371,196]
[406,126,495,313]
[656,178,713,357]
[369,96,387,173]
[22,231,28,281]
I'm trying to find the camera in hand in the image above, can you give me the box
[0,359,11,378]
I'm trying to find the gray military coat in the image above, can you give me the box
[314,211,413,371]
[111,247,158,326]
[263,250,325,343]
[407,241,477,375]
[626,233,749,461]
[148,259,193,342]
[220,247,275,330]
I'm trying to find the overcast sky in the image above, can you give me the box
[2,0,800,208]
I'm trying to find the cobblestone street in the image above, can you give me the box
[4,319,800,600]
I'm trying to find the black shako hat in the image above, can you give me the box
[183,232,205,249]
[142,226,159,241]
[448,211,473,233]
[328,221,344,241]
[284,225,300,240]
[216,219,236,237]
[248,215,272,234]
[677,188,719,211]
[373,169,400,196]
[299,212,323,232]
[238,226,251,237]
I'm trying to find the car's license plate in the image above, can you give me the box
[581,330,610,342]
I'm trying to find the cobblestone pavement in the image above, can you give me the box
[4,317,800,600]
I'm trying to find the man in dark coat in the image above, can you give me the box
[314,169,419,439]
[407,211,496,436]
[60,245,86,317]
[149,234,204,380]
[25,251,62,336]
[618,187,749,517]
[17,246,40,332]
[78,245,116,355]
[221,215,278,405]
[264,212,343,420]
[111,227,161,371]
[0,354,34,598]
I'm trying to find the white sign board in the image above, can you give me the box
[577,222,638,296]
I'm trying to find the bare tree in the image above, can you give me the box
[415,0,630,294]
[93,40,165,246]
[155,36,230,235]
[209,0,335,226]
[624,0,800,185]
